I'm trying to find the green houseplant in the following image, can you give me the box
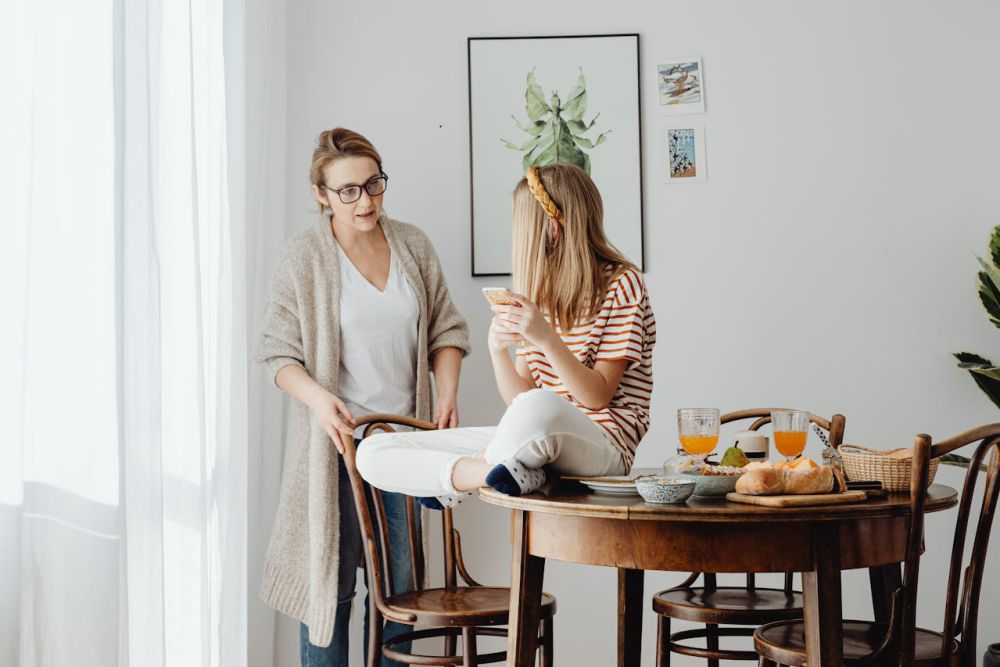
[951,224,1000,469]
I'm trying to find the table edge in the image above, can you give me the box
[478,484,958,522]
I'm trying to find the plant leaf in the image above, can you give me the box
[955,351,995,368]
[975,257,1000,328]
[511,115,545,136]
[572,132,610,149]
[988,224,1000,268]
[525,69,548,123]
[971,366,1000,382]
[562,69,588,120]
[940,452,988,472]
[954,352,1000,411]
[501,134,544,152]
[567,118,595,135]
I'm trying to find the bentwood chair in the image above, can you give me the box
[341,414,556,667]
[754,423,1000,667]
[652,408,847,665]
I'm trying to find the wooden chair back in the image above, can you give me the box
[860,425,1000,667]
[926,424,1000,665]
[339,414,481,624]
[720,407,847,449]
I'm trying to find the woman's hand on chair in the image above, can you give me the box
[309,391,355,452]
[435,392,460,430]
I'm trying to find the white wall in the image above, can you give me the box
[255,1,1000,664]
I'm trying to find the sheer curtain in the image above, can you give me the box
[1,0,249,665]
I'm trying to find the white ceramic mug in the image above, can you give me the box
[734,430,769,460]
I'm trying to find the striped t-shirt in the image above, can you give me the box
[517,268,656,467]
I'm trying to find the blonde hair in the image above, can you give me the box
[512,163,637,331]
[310,128,383,215]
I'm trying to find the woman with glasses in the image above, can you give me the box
[254,127,470,667]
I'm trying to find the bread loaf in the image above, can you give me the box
[735,467,785,495]
[734,458,836,495]
[783,465,834,494]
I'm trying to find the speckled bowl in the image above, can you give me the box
[635,475,696,504]
[683,470,740,497]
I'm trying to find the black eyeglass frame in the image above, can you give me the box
[322,174,389,204]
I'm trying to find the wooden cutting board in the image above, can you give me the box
[725,490,868,507]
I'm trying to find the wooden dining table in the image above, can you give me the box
[479,483,957,667]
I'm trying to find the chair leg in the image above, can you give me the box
[462,627,477,667]
[445,631,457,659]
[758,659,779,667]
[367,607,383,667]
[655,615,670,667]
[540,617,554,667]
[706,622,720,667]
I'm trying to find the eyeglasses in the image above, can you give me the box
[322,174,388,204]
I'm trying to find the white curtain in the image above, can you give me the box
[1,0,249,665]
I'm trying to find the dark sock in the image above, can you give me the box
[485,464,522,496]
[485,459,547,496]
[414,496,445,510]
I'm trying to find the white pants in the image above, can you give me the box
[356,389,627,496]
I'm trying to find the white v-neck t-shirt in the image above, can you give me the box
[336,243,420,425]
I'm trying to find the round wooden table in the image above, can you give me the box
[480,483,957,667]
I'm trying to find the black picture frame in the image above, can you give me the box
[467,34,645,277]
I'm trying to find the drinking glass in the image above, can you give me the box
[771,410,810,461]
[677,408,721,465]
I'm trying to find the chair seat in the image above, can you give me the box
[754,619,955,666]
[384,586,556,627]
[653,586,804,624]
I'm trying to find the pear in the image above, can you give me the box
[720,446,749,468]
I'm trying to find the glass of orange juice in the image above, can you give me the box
[771,410,810,461]
[677,408,720,465]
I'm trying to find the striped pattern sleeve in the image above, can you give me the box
[594,269,647,368]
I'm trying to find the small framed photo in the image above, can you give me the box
[660,124,707,184]
[654,57,706,114]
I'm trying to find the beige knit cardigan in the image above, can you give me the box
[253,215,471,647]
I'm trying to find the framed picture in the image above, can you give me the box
[660,124,707,183]
[654,57,706,114]
[468,34,644,276]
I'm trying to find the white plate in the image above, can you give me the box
[579,477,640,496]
[566,469,660,496]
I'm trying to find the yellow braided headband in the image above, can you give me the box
[526,166,563,225]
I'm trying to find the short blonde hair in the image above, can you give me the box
[310,128,383,214]
[512,163,636,331]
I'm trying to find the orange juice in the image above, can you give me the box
[679,434,719,455]
[774,431,807,458]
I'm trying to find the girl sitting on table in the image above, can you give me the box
[357,163,656,506]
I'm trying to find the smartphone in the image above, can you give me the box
[481,287,519,306]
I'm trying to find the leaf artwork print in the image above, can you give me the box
[668,128,697,178]
[501,68,609,174]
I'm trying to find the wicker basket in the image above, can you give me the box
[838,444,939,492]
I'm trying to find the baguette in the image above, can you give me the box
[733,458,836,495]
[783,465,834,494]
[735,467,785,495]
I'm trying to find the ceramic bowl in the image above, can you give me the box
[683,470,740,497]
[635,475,696,504]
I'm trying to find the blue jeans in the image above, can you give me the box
[300,444,420,667]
